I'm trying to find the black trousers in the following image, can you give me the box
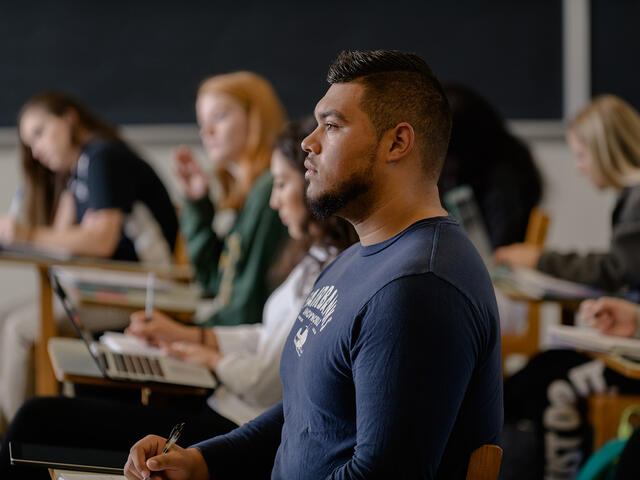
[0,395,238,480]
[503,349,640,480]
[616,427,640,480]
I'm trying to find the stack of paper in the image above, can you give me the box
[53,470,124,480]
[52,267,174,293]
[51,266,200,313]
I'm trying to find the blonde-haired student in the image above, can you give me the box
[495,94,640,292]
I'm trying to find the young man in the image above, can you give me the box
[124,49,503,480]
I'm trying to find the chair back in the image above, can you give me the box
[465,444,503,480]
[524,206,550,247]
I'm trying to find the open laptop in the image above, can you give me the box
[443,184,493,265]
[50,272,216,389]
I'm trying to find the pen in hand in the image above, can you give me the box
[143,422,185,480]
[145,273,155,323]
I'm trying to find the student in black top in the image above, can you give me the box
[438,84,543,248]
[0,91,178,431]
[0,91,178,262]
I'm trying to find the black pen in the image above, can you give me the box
[143,422,184,480]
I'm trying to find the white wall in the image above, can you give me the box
[0,123,616,308]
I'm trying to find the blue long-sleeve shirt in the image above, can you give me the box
[194,217,503,479]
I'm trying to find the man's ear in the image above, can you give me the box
[385,122,414,164]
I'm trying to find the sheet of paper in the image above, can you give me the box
[54,470,125,480]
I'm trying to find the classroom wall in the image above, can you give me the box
[0,123,616,308]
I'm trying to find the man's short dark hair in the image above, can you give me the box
[327,49,452,179]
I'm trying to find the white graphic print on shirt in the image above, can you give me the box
[293,285,338,357]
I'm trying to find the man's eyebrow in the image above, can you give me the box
[317,109,348,122]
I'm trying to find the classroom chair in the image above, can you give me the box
[466,444,503,480]
[500,207,550,375]
[173,228,190,266]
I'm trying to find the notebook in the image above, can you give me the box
[491,265,608,301]
[50,272,216,389]
[548,324,640,360]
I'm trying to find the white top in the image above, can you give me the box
[208,246,333,425]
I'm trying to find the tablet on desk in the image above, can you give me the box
[9,442,127,475]
[0,242,73,262]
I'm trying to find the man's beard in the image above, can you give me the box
[306,152,376,220]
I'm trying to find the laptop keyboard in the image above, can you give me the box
[110,352,165,378]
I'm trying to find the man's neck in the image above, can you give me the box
[349,187,447,246]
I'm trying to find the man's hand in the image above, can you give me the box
[493,243,542,269]
[126,310,198,345]
[124,435,209,480]
[578,297,639,338]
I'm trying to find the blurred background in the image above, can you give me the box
[0,0,637,321]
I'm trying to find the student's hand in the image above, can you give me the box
[126,310,198,345]
[493,243,542,269]
[578,297,639,338]
[173,146,209,200]
[161,341,223,371]
[124,435,209,480]
[0,216,30,245]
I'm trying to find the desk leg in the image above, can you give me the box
[35,266,59,396]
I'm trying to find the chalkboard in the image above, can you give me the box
[0,0,562,126]
[592,0,640,111]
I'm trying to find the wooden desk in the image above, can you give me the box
[48,337,211,405]
[495,281,583,375]
[0,250,193,396]
[59,372,209,406]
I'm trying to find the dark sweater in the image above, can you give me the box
[537,185,640,292]
[194,217,503,479]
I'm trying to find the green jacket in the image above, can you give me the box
[181,171,288,326]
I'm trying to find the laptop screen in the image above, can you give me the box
[49,272,108,376]
[443,184,493,265]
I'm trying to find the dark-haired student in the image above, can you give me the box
[124,49,502,480]
[439,84,543,248]
[0,118,357,480]
[0,91,178,432]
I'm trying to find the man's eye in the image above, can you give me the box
[325,123,338,131]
